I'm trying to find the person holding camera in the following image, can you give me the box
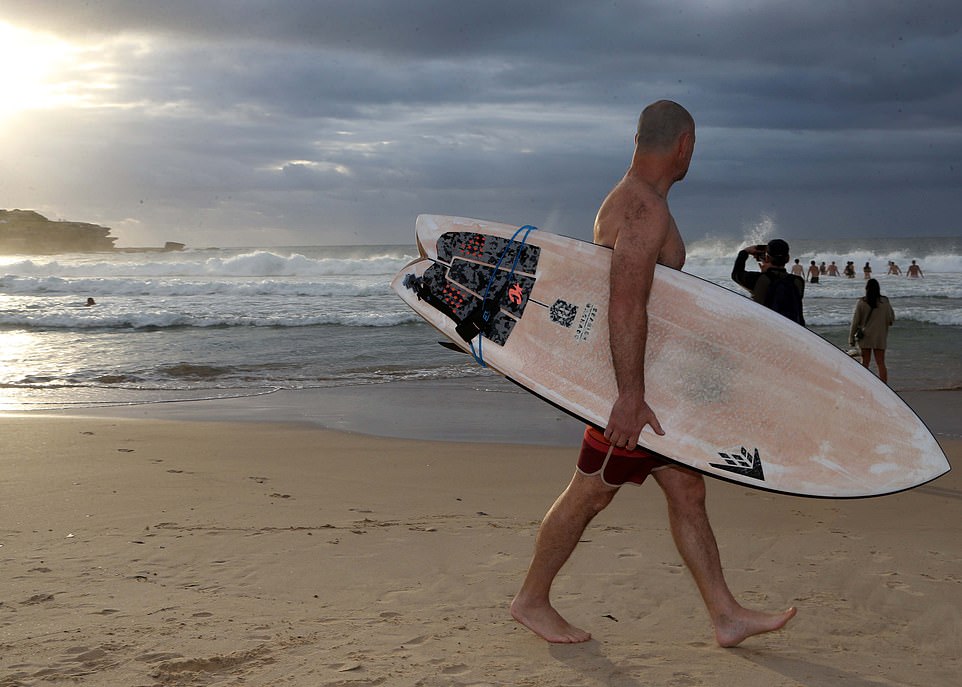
[731,240,806,325]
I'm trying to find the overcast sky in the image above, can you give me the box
[1,1,960,247]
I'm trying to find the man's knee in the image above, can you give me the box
[656,467,707,510]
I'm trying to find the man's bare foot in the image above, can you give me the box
[713,606,797,648]
[510,596,592,643]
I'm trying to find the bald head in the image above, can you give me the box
[636,100,695,151]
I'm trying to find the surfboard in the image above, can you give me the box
[392,215,950,498]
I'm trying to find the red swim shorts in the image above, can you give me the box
[577,426,671,487]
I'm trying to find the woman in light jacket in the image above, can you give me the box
[849,278,896,383]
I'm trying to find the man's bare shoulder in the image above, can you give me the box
[594,177,668,247]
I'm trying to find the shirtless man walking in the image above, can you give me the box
[510,100,796,646]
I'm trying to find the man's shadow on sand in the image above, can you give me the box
[548,640,645,687]
[733,649,894,687]
[548,641,892,687]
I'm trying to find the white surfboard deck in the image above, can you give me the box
[392,215,950,498]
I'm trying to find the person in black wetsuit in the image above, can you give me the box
[731,239,806,326]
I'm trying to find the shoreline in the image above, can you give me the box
[10,378,961,443]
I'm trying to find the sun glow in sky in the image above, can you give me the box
[0,23,72,115]
[0,22,116,117]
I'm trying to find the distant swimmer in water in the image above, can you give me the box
[827,261,840,277]
[807,260,820,284]
[85,297,96,306]
[887,261,902,276]
[863,262,872,279]
[907,260,924,278]
[791,258,805,278]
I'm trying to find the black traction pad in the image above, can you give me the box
[415,263,518,346]
[437,231,540,275]
[447,258,535,319]
[405,229,542,348]
[417,263,476,322]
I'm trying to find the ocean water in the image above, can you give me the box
[1,233,961,411]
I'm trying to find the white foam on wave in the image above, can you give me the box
[0,249,418,279]
[0,307,420,330]
[0,274,393,298]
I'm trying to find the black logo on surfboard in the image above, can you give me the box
[711,447,765,481]
[549,299,578,328]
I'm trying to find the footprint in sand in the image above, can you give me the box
[20,593,54,605]
[135,652,185,663]
[330,661,362,672]
[151,647,272,680]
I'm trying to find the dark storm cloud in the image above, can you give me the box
[2,0,960,244]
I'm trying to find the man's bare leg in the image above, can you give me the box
[510,471,617,643]
[653,466,797,647]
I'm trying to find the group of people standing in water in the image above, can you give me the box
[789,258,924,283]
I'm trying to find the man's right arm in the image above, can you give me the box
[603,202,668,449]
[732,249,760,292]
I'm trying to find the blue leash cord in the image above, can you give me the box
[469,224,537,367]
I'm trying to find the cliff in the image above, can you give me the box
[0,209,118,253]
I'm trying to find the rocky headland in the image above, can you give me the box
[0,209,185,253]
[0,209,117,253]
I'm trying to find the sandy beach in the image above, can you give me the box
[1,387,959,686]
